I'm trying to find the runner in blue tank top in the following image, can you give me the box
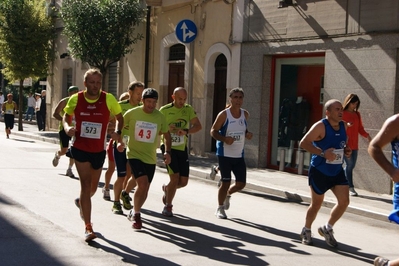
[298,99,351,248]
[369,114,399,266]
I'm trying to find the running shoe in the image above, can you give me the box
[162,204,173,217]
[374,257,389,266]
[127,210,134,222]
[215,206,227,219]
[162,184,167,205]
[388,210,399,224]
[349,187,358,196]
[209,165,218,180]
[102,187,111,201]
[66,168,75,178]
[52,152,60,167]
[318,225,338,247]
[300,227,313,245]
[132,212,142,230]
[112,201,123,214]
[84,223,97,242]
[223,195,231,210]
[120,190,132,210]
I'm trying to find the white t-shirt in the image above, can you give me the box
[35,98,41,111]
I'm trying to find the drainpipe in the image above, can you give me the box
[144,6,151,87]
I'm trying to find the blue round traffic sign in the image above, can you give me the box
[175,19,197,44]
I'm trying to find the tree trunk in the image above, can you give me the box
[18,79,24,131]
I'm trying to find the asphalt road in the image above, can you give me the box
[1,133,399,266]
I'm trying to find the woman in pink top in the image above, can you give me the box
[342,94,372,196]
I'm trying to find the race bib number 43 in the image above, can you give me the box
[135,121,157,143]
[80,121,102,139]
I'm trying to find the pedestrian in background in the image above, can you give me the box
[368,114,399,266]
[342,94,371,196]
[63,68,123,242]
[159,87,202,217]
[210,87,253,219]
[52,86,79,177]
[0,91,5,119]
[2,93,17,139]
[35,92,44,131]
[299,99,351,248]
[25,92,36,121]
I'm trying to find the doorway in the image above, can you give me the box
[270,56,325,174]
[211,54,227,152]
[167,63,184,103]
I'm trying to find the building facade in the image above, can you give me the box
[48,0,399,194]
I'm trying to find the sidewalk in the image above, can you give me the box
[4,119,395,224]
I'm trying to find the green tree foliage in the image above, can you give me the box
[61,0,146,78]
[0,0,54,130]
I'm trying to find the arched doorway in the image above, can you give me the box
[167,44,185,102]
[211,54,227,152]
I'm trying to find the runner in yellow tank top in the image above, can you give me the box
[2,94,17,139]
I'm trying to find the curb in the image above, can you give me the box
[185,167,390,223]
[11,131,59,145]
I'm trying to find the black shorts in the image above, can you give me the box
[128,159,156,183]
[308,165,348,195]
[218,156,247,183]
[67,146,106,170]
[113,145,128,178]
[59,129,71,149]
[165,147,189,177]
[4,114,14,129]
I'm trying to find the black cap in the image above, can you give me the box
[142,88,158,100]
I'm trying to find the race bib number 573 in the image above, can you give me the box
[80,121,102,139]
[135,121,157,143]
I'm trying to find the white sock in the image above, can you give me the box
[326,223,333,230]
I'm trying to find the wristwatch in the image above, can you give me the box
[320,151,325,158]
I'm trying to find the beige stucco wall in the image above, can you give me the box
[119,22,147,94]
[48,29,88,131]
[135,1,235,155]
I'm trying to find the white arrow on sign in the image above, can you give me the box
[181,22,195,42]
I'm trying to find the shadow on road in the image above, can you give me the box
[91,233,181,266]
[0,195,65,266]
